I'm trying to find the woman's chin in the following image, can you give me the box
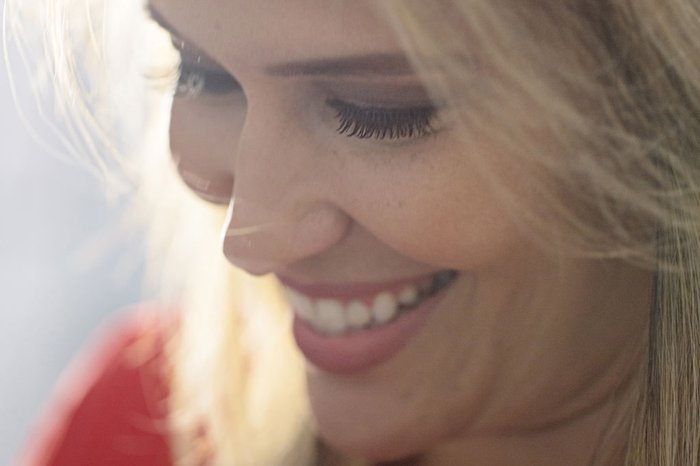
[310,401,437,463]
[317,428,426,463]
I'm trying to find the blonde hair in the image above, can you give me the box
[380,1,700,465]
[6,0,700,464]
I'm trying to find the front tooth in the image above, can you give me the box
[346,300,371,329]
[372,292,398,324]
[397,286,419,307]
[315,299,347,335]
[285,288,315,321]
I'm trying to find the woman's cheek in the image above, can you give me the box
[339,182,522,272]
[342,151,529,270]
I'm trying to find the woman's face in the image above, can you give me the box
[149,0,650,461]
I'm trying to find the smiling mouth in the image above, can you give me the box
[282,270,459,337]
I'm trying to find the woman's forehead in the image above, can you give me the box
[147,0,405,72]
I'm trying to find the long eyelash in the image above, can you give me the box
[145,60,241,97]
[177,63,242,95]
[328,99,436,140]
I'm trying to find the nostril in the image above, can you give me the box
[221,204,351,276]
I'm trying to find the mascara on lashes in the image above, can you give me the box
[177,61,242,95]
[328,98,436,140]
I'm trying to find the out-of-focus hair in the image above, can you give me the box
[5,1,315,464]
[381,2,700,465]
[6,0,700,464]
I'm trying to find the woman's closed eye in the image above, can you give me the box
[171,61,438,142]
[176,61,243,96]
[328,98,436,140]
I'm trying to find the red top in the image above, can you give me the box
[16,306,176,466]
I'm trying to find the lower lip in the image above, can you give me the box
[291,280,454,375]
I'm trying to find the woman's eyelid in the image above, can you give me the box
[177,63,242,96]
[316,78,437,108]
[173,42,243,96]
[178,47,227,74]
[150,14,240,96]
[164,28,229,74]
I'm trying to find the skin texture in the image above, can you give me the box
[148,1,652,464]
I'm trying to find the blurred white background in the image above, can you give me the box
[0,6,147,463]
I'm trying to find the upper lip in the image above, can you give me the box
[275,272,442,300]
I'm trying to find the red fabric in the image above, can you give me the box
[16,305,176,466]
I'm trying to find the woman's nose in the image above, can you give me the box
[223,199,350,275]
[221,110,351,275]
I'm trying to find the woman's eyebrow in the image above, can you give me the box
[264,53,416,78]
[146,4,416,78]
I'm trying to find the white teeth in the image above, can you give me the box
[372,292,398,324]
[284,289,315,321]
[283,272,455,336]
[397,286,419,307]
[315,299,347,336]
[346,300,372,329]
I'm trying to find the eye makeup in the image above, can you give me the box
[148,7,440,143]
[328,99,436,140]
[316,78,439,141]
[173,59,439,141]
[177,61,242,96]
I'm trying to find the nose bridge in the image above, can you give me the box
[222,103,350,274]
[232,112,296,215]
